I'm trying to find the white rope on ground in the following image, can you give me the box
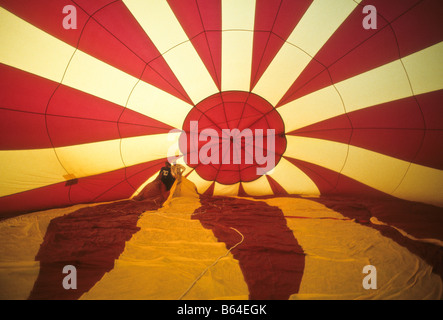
[178,226,245,300]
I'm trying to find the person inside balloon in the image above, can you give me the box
[132,161,176,202]
[159,161,176,191]
[133,159,198,203]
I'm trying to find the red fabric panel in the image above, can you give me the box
[270,0,312,38]
[346,97,424,129]
[194,196,305,300]
[313,196,443,281]
[238,165,261,184]
[91,1,192,103]
[0,182,71,221]
[28,198,164,300]
[351,128,424,164]
[46,109,173,148]
[195,164,220,184]
[168,0,222,90]
[288,94,443,167]
[68,169,125,205]
[49,84,174,146]
[276,63,332,107]
[46,84,121,146]
[285,156,393,198]
[290,128,352,146]
[413,89,443,169]
[237,183,248,197]
[418,89,443,130]
[119,108,175,138]
[0,64,57,114]
[254,0,282,31]
[118,122,173,140]
[0,0,88,46]
[251,31,274,88]
[70,159,167,204]
[203,182,215,196]
[391,0,443,58]
[312,0,398,67]
[0,109,52,149]
[278,0,443,106]
[48,84,122,121]
[285,156,339,195]
[266,175,289,196]
[92,180,135,203]
[0,159,167,218]
[0,64,174,149]
[70,0,116,15]
[369,200,443,242]
[46,116,120,147]
[79,15,147,79]
[0,0,192,103]
[45,111,173,149]
[251,0,312,89]
[414,130,443,170]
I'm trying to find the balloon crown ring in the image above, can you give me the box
[178,91,287,185]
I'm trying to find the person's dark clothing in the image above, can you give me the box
[159,166,175,191]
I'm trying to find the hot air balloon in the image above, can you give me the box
[0,0,442,301]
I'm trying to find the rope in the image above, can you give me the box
[178,226,245,300]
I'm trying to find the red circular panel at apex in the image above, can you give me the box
[180,91,287,185]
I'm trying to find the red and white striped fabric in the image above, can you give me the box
[0,0,442,219]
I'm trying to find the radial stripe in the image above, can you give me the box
[55,140,124,179]
[63,51,192,128]
[284,157,389,197]
[287,95,440,169]
[241,175,273,196]
[336,43,443,111]
[123,0,219,104]
[120,133,181,168]
[0,133,180,198]
[279,85,345,134]
[343,145,443,207]
[167,0,222,90]
[126,80,192,129]
[0,0,192,104]
[393,163,443,207]
[61,50,137,107]
[279,42,443,132]
[284,136,405,191]
[252,0,361,105]
[0,64,176,150]
[401,42,443,95]
[278,0,443,106]
[221,0,256,91]
[0,157,167,217]
[0,7,192,129]
[267,158,320,195]
[0,149,68,197]
[0,7,74,84]
[285,136,348,173]
[250,0,313,89]
[285,136,443,206]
